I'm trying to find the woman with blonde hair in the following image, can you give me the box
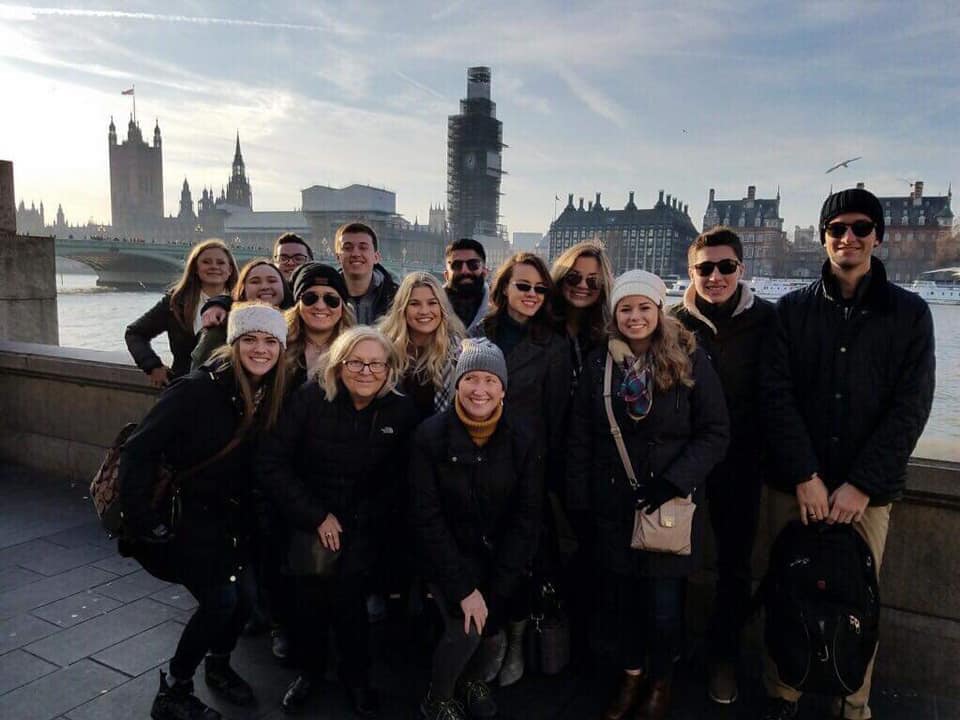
[379,272,466,419]
[120,302,288,720]
[126,238,239,386]
[566,270,729,720]
[258,326,419,717]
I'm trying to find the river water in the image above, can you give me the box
[55,273,959,461]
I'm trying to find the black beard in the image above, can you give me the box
[450,276,483,297]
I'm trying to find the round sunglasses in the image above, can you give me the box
[300,290,342,309]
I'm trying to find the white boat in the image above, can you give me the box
[749,277,811,299]
[905,280,960,305]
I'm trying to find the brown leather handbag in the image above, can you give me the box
[602,353,694,556]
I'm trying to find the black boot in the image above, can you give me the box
[203,655,255,706]
[281,674,313,715]
[151,670,222,720]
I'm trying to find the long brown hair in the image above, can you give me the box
[232,258,290,306]
[550,241,614,343]
[283,287,355,378]
[609,305,696,391]
[482,252,556,340]
[170,239,239,330]
[209,335,288,431]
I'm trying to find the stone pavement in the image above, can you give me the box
[0,462,955,720]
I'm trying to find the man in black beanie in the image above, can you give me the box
[759,187,935,720]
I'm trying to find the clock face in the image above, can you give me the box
[464,153,476,170]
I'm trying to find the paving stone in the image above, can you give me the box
[90,554,141,577]
[0,648,59,694]
[31,590,123,628]
[0,658,127,720]
[14,541,115,577]
[148,584,198,611]
[25,597,182,667]
[0,613,61,654]
[92,620,184,676]
[0,565,45,591]
[43,523,115,551]
[0,539,54,569]
[0,565,117,620]
[94,569,171,603]
[63,670,160,720]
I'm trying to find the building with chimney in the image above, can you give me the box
[780,225,823,278]
[108,115,163,233]
[548,191,699,277]
[871,181,955,282]
[447,67,505,240]
[15,200,45,236]
[702,185,786,278]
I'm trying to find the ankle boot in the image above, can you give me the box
[497,620,527,687]
[602,671,645,720]
[635,677,672,720]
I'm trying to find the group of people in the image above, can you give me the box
[119,186,934,720]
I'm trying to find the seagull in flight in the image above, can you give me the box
[825,156,862,174]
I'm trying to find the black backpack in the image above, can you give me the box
[761,520,880,696]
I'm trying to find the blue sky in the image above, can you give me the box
[0,1,957,237]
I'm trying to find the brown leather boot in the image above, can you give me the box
[634,677,672,720]
[603,671,646,720]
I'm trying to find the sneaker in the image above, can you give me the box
[151,670,222,720]
[281,675,313,715]
[458,680,497,720]
[420,694,467,720]
[271,628,289,661]
[708,661,738,704]
[760,697,799,720]
[203,656,255,706]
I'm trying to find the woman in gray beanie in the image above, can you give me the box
[411,339,543,720]
[566,270,730,720]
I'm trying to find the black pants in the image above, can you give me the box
[706,462,764,662]
[288,573,370,688]
[428,585,502,699]
[170,567,254,681]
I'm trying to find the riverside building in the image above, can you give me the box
[702,185,787,278]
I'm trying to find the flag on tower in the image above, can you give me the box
[121,87,134,96]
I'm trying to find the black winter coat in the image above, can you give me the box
[341,264,399,325]
[118,366,256,584]
[671,283,778,488]
[256,381,419,576]
[125,292,198,379]
[410,409,543,605]
[566,345,730,577]
[762,258,935,504]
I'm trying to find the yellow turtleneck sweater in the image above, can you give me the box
[454,395,502,447]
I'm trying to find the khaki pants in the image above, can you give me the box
[762,489,892,720]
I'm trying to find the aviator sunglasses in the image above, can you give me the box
[824,220,876,239]
[692,259,741,277]
[510,281,549,295]
[300,290,342,309]
[450,258,483,272]
[562,271,602,291]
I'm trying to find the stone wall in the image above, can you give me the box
[0,339,957,697]
[0,234,59,344]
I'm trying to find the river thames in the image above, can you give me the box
[55,273,959,462]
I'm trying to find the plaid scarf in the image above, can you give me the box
[608,338,652,420]
[432,338,462,415]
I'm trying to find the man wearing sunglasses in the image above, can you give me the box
[760,188,935,720]
[671,227,778,707]
[273,232,315,282]
[334,222,398,325]
[443,238,490,335]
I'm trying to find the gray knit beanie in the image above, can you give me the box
[454,338,508,389]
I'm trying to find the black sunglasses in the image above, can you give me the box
[824,220,876,239]
[692,259,741,277]
[563,271,602,291]
[301,290,342,309]
[450,258,483,272]
[511,281,549,295]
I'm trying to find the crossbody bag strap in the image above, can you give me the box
[177,431,246,485]
[602,353,639,493]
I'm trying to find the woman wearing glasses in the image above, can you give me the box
[567,270,728,720]
[473,252,571,686]
[379,272,466,420]
[257,326,419,717]
[283,262,356,388]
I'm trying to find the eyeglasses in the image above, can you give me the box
[692,259,741,277]
[342,359,388,374]
[277,253,309,264]
[510,281,549,295]
[301,290,342,309]
[450,258,483,272]
[563,271,602,291]
[824,220,876,239]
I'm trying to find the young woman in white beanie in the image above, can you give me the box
[566,270,729,720]
[119,301,288,720]
[411,339,542,720]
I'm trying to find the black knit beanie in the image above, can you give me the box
[291,262,349,303]
[819,188,885,244]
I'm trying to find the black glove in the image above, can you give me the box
[636,477,683,515]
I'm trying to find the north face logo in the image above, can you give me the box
[380,426,395,434]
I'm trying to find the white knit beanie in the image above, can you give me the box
[610,269,667,311]
[226,302,288,348]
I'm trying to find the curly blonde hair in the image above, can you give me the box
[316,326,401,402]
[609,304,696,391]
